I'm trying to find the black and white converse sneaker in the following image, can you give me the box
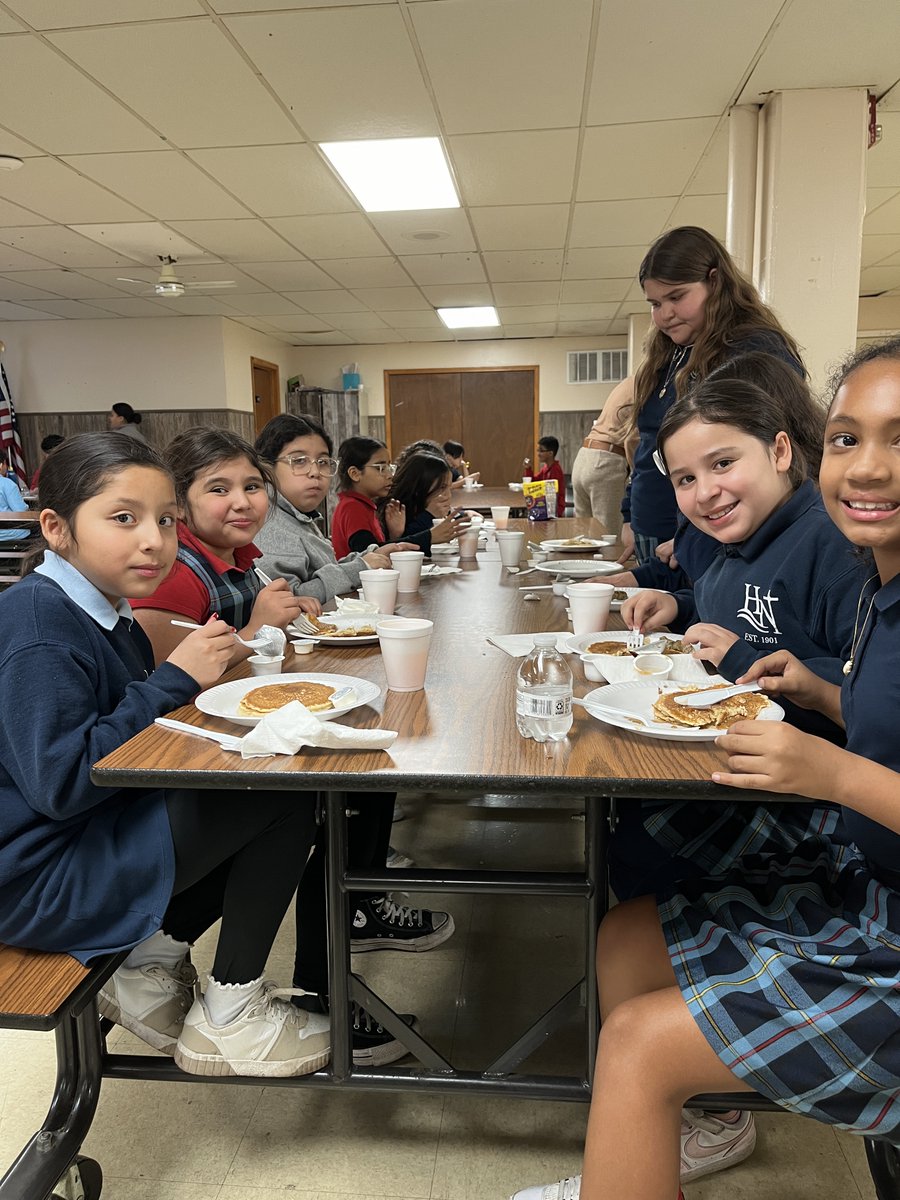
[350,894,455,952]
[294,991,417,1067]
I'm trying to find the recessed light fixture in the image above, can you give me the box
[437,306,500,329]
[320,138,459,213]
[0,156,24,172]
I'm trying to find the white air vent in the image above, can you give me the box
[600,349,628,382]
[567,350,599,384]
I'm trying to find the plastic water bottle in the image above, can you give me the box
[522,457,533,483]
[516,633,573,742]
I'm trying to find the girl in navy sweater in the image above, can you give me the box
[385,451,470,556]
[0,434,329,1078]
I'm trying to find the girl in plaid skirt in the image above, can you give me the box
[512,338,900,1200]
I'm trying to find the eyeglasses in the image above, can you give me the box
[276,454,338,477]
[365,462,396,476]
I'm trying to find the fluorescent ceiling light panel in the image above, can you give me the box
[320,138,459,213]
[437,305,500,329]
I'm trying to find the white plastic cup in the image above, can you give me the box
[633,653,672,679]
[457,526,480,559]
[390,549,425,592]
[566,582,614,636]
[358,568,399,615]
[490,505,510,530]
[248,654,284,676]
[290,640,315,656]
[496,529,525,568]
[376,617,434,692]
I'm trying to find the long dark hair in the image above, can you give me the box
[165,427,274,524]
[394,438,443,469]
[382,452,450,522]
[657,366,824,491]
[827,335,900,410]
[112,402,141,425]
[24,432,171,574]
[631,227,803,429]
[255,413,333,463]
[337,435,388,492]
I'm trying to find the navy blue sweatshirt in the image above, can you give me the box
[622,331,803,538]
[671,481,868,734]
[0,573,198,962]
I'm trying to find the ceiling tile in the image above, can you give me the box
[219,293,305,316]
[211,0,394,9]
[503,323,557,339]
[291,331,354,345]
[48,20,301,148]
[412,0,592,134]
[607,319,629,336]
[560,279,631,304]
[666,194,727,239]
[226,8,437,140]
[0,278,61,301]
[868,113,900,190]
[0,11,24,31]
[0,197,52,226]
[63,153,250,221]
[0,300,59,319]
[400,252,485,286]
[91,297,174,316]
[492,281,560,305]
[498,305,559,323]
[0,158,147,223]
[167,220,301,263]
[0,244,63,271]
[395,327,454,342]
[569,198,676,247]
[0,36,161,154]
[368,210,475,256]
[862,236,900,268]
[0,226,140,267]
[588,0,782,125]
[564,246,644,278]
[470,205,569,252]
[322,257,411,288]
[19,298,119,318]
[864,192,900,237]
[227,316,280,335]
[557,320,610,336]
[343,329,406,344]
[382,310,442,329]
[859,264,900,296]
[5,1,202,27]
[482,250,563,282]
[350,287,429,311]
[282,289,368,313]
[450,130,579,206]
[578,118,718,202]
[686,125,729,196]
[269,214,388,259]
[150,295,240,316]
[419,283,493,307]
[324,311,388,331]
[868,188,900,215]
[251,314,333,333]
[187,145,352,218]
[558,302,620,321]
[0,126,44,158]
[2,270,133,298]
[239,260,339,290]
[67,222,207,264]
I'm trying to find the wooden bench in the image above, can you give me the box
[0,943,124,1200]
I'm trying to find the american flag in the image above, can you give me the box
[0,363,27,487]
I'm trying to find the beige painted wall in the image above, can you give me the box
[221,318,299,414]
[291,334,630,419]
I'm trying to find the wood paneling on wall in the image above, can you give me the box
[18,409,254,474]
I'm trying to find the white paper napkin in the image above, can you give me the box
[236,701,397,759]
[486,632,574,657]
[427,564,462,575]
[334,596,380,615]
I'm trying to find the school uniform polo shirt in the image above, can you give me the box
[331,491,385,559]
[130,522,261,629]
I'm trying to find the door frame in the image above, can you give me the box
[250,357,281,436]
[384,365,539,458]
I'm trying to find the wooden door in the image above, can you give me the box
[251,358,280,436]
[385,367,538,485]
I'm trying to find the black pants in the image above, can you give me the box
[292,791,394,994]
[162,788,318,985]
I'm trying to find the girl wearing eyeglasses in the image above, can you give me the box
[131,426,318,666]
[331,435,408,559]
[255,418,413,603]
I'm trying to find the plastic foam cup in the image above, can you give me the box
[358,568,399,615]
[495,529,525,568]
[389,549,425,592]
[376,617,434,692]
[490,505,510,530]
[566,582,614,636]
[248,654,284,676]
[457,526,480,559]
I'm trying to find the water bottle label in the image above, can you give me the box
[516,692,572,719]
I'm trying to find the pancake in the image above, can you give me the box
[325,625,376,638]
[586,639,633,656]
[238,681,336,716]
[652,685,770,730]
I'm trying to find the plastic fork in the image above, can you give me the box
[169,618,276,653]
[571,697,653,728]
[290,612,322,636]
[625,627,645,652]
[154,717,243,750]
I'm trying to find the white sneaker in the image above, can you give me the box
[510,1177,580,1200]
[386,847,414,869]
[98,960,198,1054]
[681,1109,756,1181]
[174,982,331,1078]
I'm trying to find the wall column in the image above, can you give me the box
[726,105,760,279]
[628,311,651,374]
[756,88,868,390]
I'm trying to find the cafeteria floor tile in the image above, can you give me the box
[0,791,877,1199]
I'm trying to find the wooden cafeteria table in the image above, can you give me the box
[91,518,743,1103]
[457,483,528,515]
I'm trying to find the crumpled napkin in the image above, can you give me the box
[255,624,287,659]
[486,632,574,657]
[237,700,397,759]
[426,564,462,575]
[335,596,380,615]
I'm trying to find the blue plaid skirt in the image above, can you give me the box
[661,834,900,1140]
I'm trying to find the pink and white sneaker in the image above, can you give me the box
[680,1109,756,1182]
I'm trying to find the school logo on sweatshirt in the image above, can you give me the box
[736,584,781,635]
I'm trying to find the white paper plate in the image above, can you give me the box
[567,630,709,685]
[540,537,615,553]
[289,615,379,645]
[508,482,524,491]
[535,559,621,578]
[196,672,381,727]
[581,680,783,741]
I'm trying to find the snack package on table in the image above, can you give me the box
[523,478,558,522]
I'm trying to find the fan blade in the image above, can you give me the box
[116,276,151,285]
[183,280,236,289]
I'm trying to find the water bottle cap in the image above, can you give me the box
[532,633,558,648]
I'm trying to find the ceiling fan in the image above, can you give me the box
[116,255,236,298]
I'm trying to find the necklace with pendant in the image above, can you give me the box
[843,574,880,676]
[658,344,690,398]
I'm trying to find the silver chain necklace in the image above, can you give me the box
[843,574,880,676]
[658,344,690,398]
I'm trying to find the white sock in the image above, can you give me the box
[205,975,264,1027]
[124,930,190,970]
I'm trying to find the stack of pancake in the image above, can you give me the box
[584,637,692,657]
[238,681,336,716]
[652,684,769,730]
